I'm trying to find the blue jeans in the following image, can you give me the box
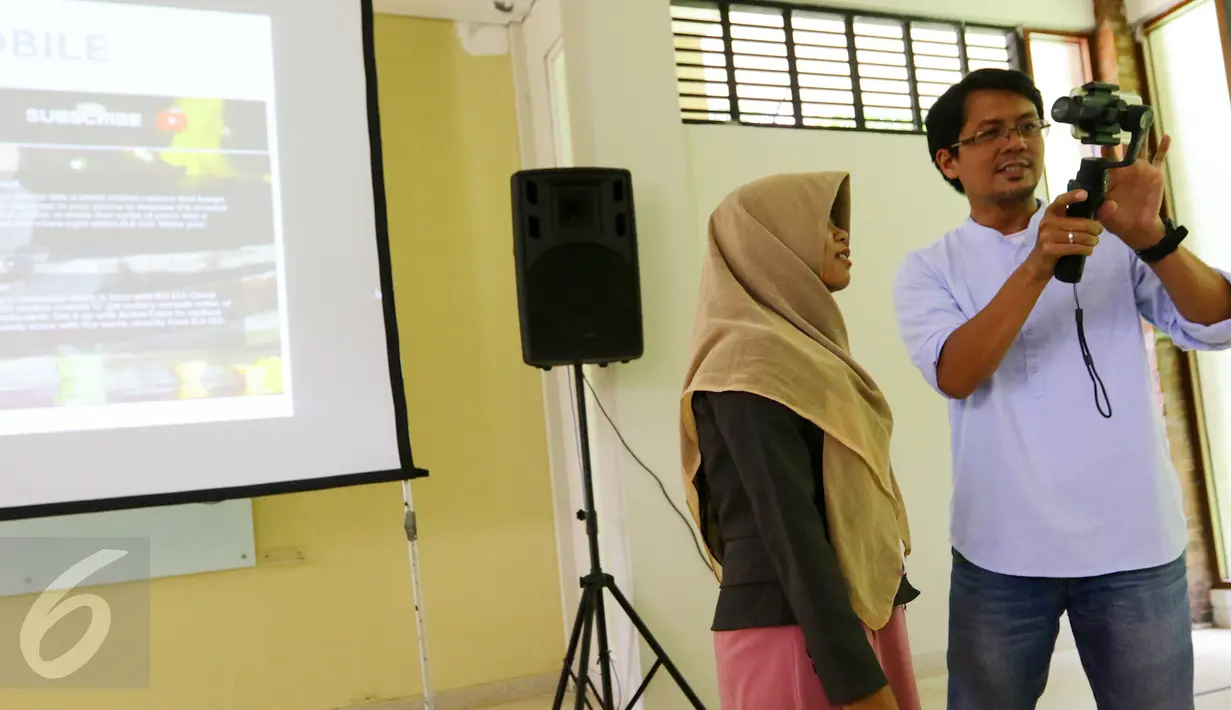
[948,549,1194,710]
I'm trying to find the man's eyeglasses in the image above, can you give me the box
[950,120,1050,150]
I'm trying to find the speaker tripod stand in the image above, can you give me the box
[552,363,706,710]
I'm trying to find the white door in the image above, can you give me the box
[1144,0,1231,579]
[510,1,644,701]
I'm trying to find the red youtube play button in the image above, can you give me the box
[156,108,188,132]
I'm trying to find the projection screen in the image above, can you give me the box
[0,0,422,520]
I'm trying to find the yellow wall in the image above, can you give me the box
[0,15,563,710]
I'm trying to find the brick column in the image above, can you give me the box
[1088,0,1217,623]
[1091,0,1142,93]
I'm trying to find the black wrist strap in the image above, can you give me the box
[1136,218,1188,263]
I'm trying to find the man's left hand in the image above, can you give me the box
[1101,133,1171,250]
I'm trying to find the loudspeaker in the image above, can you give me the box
[511,167,643,369]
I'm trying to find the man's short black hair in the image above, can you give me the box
[924,68,1045,194]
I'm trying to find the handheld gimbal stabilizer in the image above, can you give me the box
[1049,81,1155,283]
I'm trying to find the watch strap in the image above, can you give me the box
[1136,218,1188,264]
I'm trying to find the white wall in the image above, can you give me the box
[541,1,1097,706]
[1127,0,1185,24]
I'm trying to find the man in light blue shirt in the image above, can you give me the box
[894,68,1231,710]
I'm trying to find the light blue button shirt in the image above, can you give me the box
[894,201,1231,578]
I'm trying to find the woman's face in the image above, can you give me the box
[819,221,852,292]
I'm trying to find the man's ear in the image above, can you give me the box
[935,148,960,181]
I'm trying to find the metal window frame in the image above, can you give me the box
[1142,0,1231,589]
[672,0,1026,135]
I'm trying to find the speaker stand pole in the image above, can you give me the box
[552,363,707,710]
[402,480,437,710]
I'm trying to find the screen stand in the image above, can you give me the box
[552,363,706,710]
[403,480,436,710]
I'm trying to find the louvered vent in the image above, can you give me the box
[673,1,732,122]
[793,11,856,129]
[672,1,1021,133]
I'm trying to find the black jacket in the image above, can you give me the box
[692,390,919,705]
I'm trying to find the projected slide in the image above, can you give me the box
[0,1,289,436]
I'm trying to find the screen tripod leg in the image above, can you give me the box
[401,480,436,710]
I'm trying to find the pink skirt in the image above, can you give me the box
[713,606,922,710]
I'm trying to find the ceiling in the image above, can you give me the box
[373,0,534,24]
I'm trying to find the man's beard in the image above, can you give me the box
[992,181,1039,206]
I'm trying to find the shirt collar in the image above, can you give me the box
[960,198,1046,244]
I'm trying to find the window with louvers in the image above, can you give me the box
[672,0,1021,133]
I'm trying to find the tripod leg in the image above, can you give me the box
[624,659,661,708]
[605,582,708,709]
[574,598,596,710]
[592,586,615,710]
[553,585,590,710]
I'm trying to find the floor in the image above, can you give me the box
[484,629,1231,709]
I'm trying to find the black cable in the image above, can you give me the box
[581,375,716,575]
[613,655,623,710]
[589,654,624,710]
[1073,285,1112,419]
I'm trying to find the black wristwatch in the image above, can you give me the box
[1136,217,1188,264]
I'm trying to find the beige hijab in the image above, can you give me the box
[679,171,911,631]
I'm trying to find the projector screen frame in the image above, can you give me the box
[0,0,427,522]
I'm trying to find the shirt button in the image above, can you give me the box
[1025,327,1034,335]
[1029,365,1039,374]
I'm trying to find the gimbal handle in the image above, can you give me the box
[1050,97,1154,284]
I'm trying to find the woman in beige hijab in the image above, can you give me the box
[680,172,921,710]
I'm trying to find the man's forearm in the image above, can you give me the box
[936,261,1049,399]
[1149,247,1231,326]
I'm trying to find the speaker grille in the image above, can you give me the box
[511,167,643,368]
[524,243,642,365]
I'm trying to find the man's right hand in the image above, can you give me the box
[846,685,899,710]
[1025,189,1104,279]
